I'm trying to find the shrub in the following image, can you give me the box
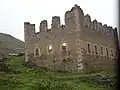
[30,79,73,90]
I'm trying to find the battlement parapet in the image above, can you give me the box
[24,4,117,39]
[84,14,117,38]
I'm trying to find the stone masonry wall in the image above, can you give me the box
[24,4,118,73]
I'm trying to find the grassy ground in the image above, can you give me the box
[0,56,116,90]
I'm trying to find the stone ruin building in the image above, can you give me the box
[24,4,119,73]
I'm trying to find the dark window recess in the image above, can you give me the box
[106,48,109,57]
[111,50,113,56]
[115,51,118,57]
[62,46,66,52]
[48,49,52,54]
[35,48,39,56]
[88,44,91,53]
[53,60,56,63]
[101,47,103,55]
[77,40,80,44]
[85,25,88,28]
[95,45,98,54]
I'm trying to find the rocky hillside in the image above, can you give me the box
[0,33,24,56]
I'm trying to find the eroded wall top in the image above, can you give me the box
[24,4,118,40]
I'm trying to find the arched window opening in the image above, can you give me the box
[48,45,52,54]
[35,48,39,56]
[62,42,67,52]
[111,50,113,57]
[106,48,109,57]
[77,63,84,70]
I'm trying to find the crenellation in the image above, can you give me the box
[72,4,84,15]
[107,26,112,36]
[102,24,107,35]
[97,22,102,32]
[114,27,118,37]
[70,4,80,11]
[110,26,113,34]
[65,11,72,26]
[24,22,30,24]
[64,10,77,31]
[24,22,30,29]
[30,24,36,34]
[84,14,91,28]
[31,24,35,30]
[113,28,119,48]
[110,27,114,37]
[84,17,116,38]
[92,19,97,31]
[24,22,35,39]
[40,20,48,32]
[51,16,61,29]
[72,4,80,11]
[99,22,103,33]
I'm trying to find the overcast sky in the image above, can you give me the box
[0,0,118,41]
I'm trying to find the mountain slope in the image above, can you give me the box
[0,33,24,55]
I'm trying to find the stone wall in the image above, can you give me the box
[24,4,118,73]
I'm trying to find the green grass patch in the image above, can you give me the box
[0,56,116,90]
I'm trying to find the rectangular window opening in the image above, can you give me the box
[95,45,98,54]
[35,48,39,56]
[106,48,109,57]
[88,44,91,53]
[111,50,113,56]
[101,47,103,55]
